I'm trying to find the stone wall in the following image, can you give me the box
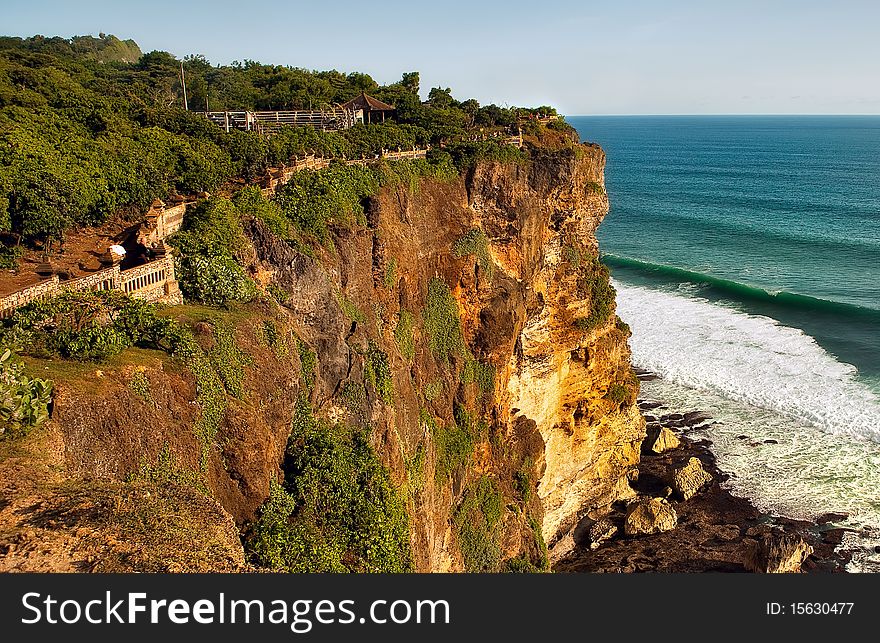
[0,256,181,316]
[0,275,60,318]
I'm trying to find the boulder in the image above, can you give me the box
[588,519,618,550]
[744,529,813,573]
[643,425,681,454]
[668,457,713,500]
[624,497,678,536]
[683,410,713,426]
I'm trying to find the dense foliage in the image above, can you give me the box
[0,35,542,255]
[170,197,256,306]
[0,346,52,439]
[0,290,180,360]
[247,397,412,572]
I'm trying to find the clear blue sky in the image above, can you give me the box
[6,0,880,114]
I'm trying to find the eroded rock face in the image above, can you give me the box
[624,497,678,535]
[644,425,681,454]
[669,457,713,500]
[744,529,813,573]
[17,141,645,572]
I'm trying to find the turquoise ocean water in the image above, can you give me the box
[569,116,880,570]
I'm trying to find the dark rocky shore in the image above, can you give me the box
[555,370,854,573]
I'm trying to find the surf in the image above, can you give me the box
[603,254,880,318]
[613,280,880,442]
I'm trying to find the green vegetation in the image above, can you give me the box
[454,476,504,572]
[614,315,631,335]
[423,379,443,402]
[273,159,456,247]
[206,323,251,399]
[383,258,398,290]
[393,309,415,361]
[563,243,584,269]
[260,319,289,358]
[453,228,495,279]
[586,181,606,196]
[604,371,639,408]
[0,347,52,439]
[423,278,465,362]
[247,397,412,572]
[404,443,426,498]
[297,338,317,392]
[461,358,495,394]
[431,404,478,484]
[233,186,288,238]
[445,140,527,171]
[132,444,204,492]
[0,289,254,466]
[170,197,257,307]
[336,292,366,324]
[364,341,393,406]
[128,370,154,405]
[1,290,179,361]
[573,259,616,332]
[514,457,534,503]
[0,35,550,261]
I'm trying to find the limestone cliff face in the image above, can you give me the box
[466,146,644,552]
[2,141,643,572]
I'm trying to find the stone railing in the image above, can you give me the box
[0,275,61,319]
[0,256,181,318]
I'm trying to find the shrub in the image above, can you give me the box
[393,309,415,361]
[247,397,412,573]
[604,371,639,408]
[364,341,393,405]
[297,338,317,392]
[423,379,443,402]
[461,358,495,393]
[423,278,464,362]
[573,260,615,332]
[0,347,52,439]
[454,477,504,572]
[337,292,366,324]
[233,186,288,238]
[2,290,177,361]
[383,258,398,290]
[453,228,495,279]
[175,254,256,307]
[432,404,476,483]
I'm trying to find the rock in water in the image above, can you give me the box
[643,425,681,454]
[669,457,713,500]
[588,519,618,550]
[744,529,813,573]
[624,497,678,535]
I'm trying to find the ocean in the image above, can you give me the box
[568,116,880,571]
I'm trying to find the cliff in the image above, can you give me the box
[0,140,644,572]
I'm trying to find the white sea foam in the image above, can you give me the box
[614,280,880,441]
[614,280,880,570]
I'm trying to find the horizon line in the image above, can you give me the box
[565,113,880,117]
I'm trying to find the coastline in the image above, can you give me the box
[555,369,854,573]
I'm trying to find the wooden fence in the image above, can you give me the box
[202,109,360,133]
